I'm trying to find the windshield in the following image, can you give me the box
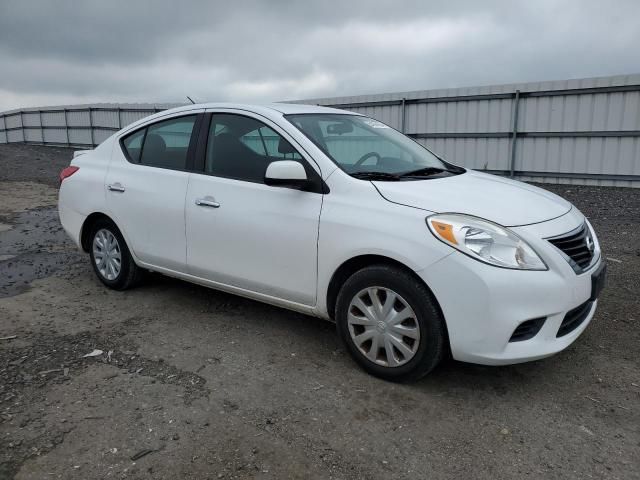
[285,113,463,179]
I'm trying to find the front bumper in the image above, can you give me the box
[417,208,602,366]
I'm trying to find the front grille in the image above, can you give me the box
[547,222,595,273]
[557,301,593,337]
[509,317,546,342]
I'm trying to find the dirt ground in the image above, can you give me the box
[0,143,639,480]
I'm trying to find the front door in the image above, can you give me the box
[185,112,323,305]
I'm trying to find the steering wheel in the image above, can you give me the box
[354,152,381,168]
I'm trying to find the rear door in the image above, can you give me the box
[106,111,203,271]
[185,111,323,305]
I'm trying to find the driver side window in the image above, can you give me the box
[240,126,303,160]
[205,114,302,184]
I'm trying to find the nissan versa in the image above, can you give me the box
[58,103,606,381]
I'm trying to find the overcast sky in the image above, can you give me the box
[1,0,639,110]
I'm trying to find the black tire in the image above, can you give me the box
[88,218,142,290]
[335,264,447,382]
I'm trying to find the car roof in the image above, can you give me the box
[262,103,355,115]
[160,102,356,116]
[118,102,360,135]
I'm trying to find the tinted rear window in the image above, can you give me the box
[121,115,197,170]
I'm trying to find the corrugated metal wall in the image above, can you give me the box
[0,103,182,150]
[1,75,639,186]
[294,74,640,187]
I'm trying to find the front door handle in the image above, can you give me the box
[108,183,125,193]
[195,197,220,208]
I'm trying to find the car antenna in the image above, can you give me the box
[186,96,196,104]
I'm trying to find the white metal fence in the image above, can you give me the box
[0,103,181,148]
[294,74,640,187]
[1,74,639,186]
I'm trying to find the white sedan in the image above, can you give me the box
[58,103,605,381]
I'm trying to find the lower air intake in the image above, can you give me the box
[509,317,546,342]
[557,301,593,337]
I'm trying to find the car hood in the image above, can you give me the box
[373,170,572,226]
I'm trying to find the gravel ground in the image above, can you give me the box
[1,143,639,479]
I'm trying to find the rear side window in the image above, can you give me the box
[121,115,197,170]
[140,116,196,169]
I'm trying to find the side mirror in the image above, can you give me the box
[264,160,308,189]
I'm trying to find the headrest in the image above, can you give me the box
[144,133,166,155]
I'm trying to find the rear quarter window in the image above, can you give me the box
[122,129,145,163]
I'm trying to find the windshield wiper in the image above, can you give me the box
[351,166,456,181]
[350,171,401,181]
[398,166,448,177]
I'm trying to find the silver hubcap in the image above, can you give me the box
[92,228,121,281]
[347,287,420,367]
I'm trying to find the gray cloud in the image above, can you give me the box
[1,0,639,110]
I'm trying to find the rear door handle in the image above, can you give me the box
[108,183,125,193]
[195,197,220,208]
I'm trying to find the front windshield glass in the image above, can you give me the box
[285,113,462,178]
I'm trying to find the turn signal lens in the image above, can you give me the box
[427,214,547,270]
[430,220,458,245]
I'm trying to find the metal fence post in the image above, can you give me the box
[64,108,70,146]
[88,107,95,147]
[401,97,406,133]
[38,110,44,144]
[117,107,122,129]
[509,90,521,178]
[19,110,25,142]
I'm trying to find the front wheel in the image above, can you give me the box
[335,265,447,382]
[89,218,142,290]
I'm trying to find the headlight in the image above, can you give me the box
[427,214,547,270]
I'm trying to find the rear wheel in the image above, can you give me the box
[89,218,142,290]
[335,265,446,381]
